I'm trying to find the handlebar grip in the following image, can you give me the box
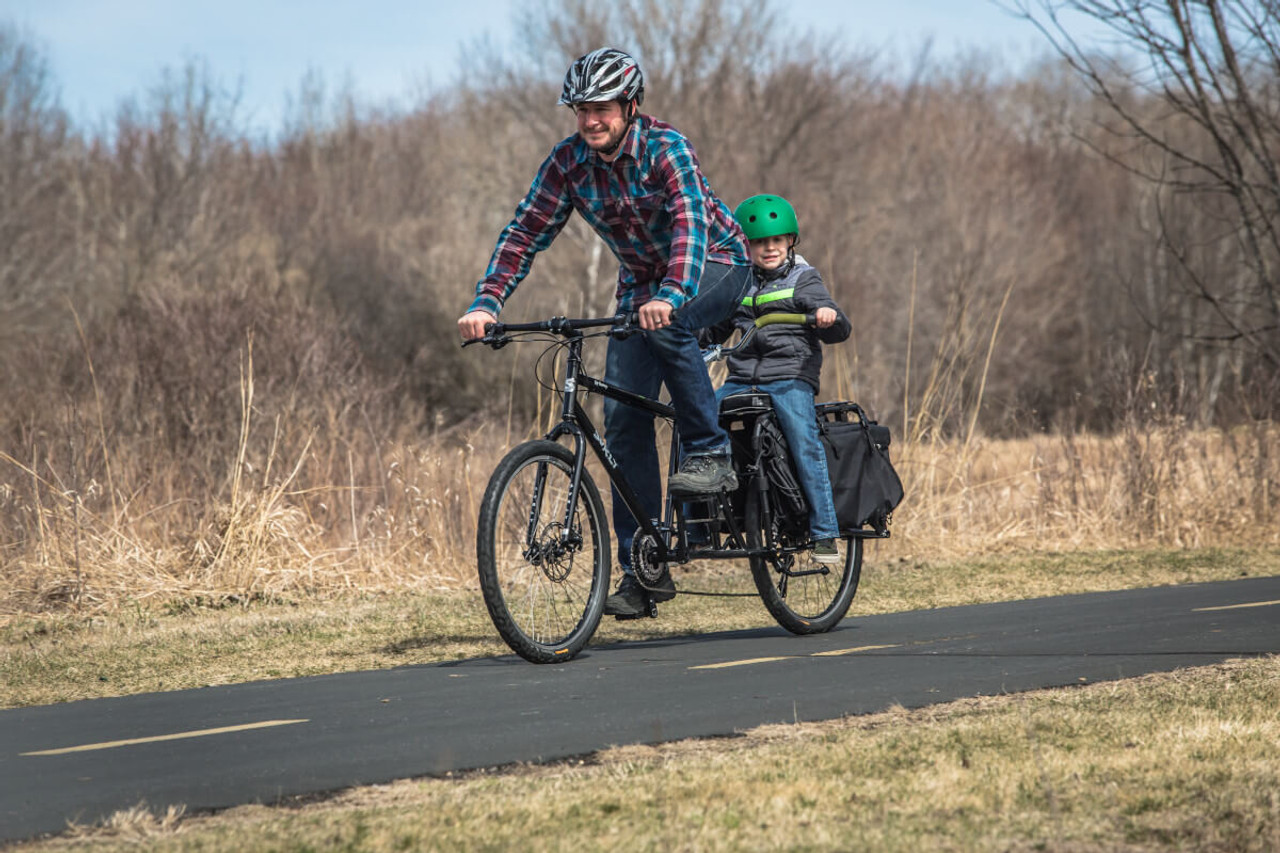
[754,312,813,328]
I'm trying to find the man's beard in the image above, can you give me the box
[586,124,626,155]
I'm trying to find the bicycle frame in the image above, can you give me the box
[469,313,881,660]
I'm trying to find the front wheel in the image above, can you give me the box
[745,487,862,634]
[476,440,610,663]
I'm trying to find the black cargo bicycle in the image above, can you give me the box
[465,312,891,663]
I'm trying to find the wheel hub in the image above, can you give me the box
[524,522,577,583]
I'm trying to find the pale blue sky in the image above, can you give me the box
[3,1,1106,134]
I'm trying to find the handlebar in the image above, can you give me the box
[703,312,815,364]
[462,312,641,349]
[461,310,813,357]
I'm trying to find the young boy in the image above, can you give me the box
[704,194,852,563]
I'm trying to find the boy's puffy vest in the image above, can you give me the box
[721,260,851,392]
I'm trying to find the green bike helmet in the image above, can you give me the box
[734,194,799,241]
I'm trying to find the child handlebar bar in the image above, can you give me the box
[702,312,815,364]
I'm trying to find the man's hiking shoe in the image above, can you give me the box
[603,575,647,618]
[667,455,737,496]
[604,572,676,618]
[645,569,677,602]
[812,538,841,565]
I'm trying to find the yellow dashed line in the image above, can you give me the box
[1194,599,1280,612]
[22,719,309,756]
[811,644,900,656]
[691,643,903,670]
[689,656,793,670]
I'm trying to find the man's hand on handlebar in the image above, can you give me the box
[638,299,675,332]
[458,310,497,342]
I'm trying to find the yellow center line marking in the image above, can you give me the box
[812,643,900,656]
[690,656,793,670]
[691,643,904,670]
[21,719,309,756]
[1194,599,1280,612]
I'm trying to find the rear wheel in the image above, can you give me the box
[476,440,610,663]
[745,487,861,634]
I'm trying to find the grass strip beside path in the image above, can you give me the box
[3,546,1277,708]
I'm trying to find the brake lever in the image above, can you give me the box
[461,335,509,350]
[610,311,641,340]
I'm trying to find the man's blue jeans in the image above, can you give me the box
[717,378,841,542]
[604,262,752,570]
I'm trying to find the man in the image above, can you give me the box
[458,47,752,617]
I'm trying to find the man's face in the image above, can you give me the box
[575,101,627,156]
[749,234,795,271]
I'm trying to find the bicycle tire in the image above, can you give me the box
[476,440,610,663]
[745,486,861,634]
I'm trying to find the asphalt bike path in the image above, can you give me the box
[3,575,1278,842]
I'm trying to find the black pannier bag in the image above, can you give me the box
[815,402,904,533]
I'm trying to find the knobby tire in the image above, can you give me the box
[476,440,610,663]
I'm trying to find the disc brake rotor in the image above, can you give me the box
[528,522,575,583]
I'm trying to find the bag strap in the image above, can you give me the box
[814,413,839,458]
[814,402,878,460]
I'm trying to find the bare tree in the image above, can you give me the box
[1012,0,1280,401]
[0,23,71,345]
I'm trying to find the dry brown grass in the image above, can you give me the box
[2,404,1277,617]
[893,420,1280,558]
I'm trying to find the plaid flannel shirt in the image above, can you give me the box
[468,114,749,317]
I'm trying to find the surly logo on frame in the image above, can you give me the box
[595,431,618,468]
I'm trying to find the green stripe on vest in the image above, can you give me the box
[743,287,795,307]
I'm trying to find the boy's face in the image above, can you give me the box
[575,101,627,156]
[748,234,795,271]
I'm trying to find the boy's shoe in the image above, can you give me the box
[604,572,676,618]
[668,455,737,496]
[812,538,841,565]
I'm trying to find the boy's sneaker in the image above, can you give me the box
[812,538,841,565]
[668,455,737,496]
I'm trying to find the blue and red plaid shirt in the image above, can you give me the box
[468,114,749,317]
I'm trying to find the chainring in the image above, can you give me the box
[630,533,667,587]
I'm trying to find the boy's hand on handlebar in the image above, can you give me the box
[638,299,675,332]
[458,310,497,341]
[815,307,836,329]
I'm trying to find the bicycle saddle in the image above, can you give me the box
[718,392,774,416]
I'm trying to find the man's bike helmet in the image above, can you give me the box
[734,194,800,241]
[558,47,645,108]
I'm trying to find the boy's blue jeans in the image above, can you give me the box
[716,378,842,542]
[604,262,753,571]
